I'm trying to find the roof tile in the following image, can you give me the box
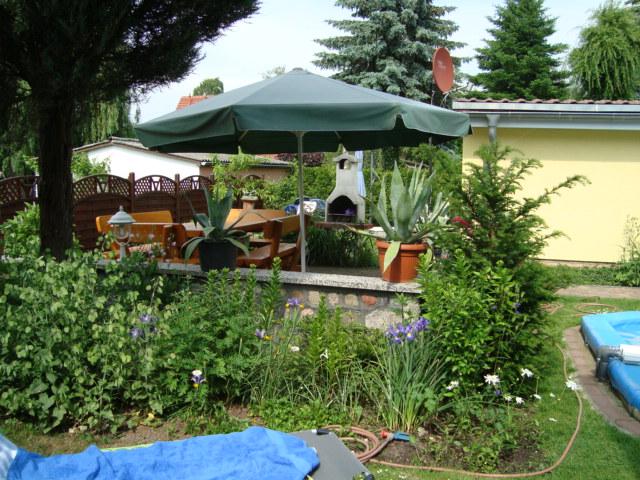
[455,97,640,105]
[176,95,209,110]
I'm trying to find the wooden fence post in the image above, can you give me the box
[174,173,181,222]
[128,172,135,212]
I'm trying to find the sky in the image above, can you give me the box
[137,0,604,123]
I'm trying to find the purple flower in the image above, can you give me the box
[255,328,266,340]
[139,313,157,324]
[414,317,429,331]
[190,369,206,388]
[129,327,144,340]
[285,298,302,309]
[514,302,522,313]
[495,389,502,397]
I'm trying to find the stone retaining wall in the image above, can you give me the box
[130,262,422,329]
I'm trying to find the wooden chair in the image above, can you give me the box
[95,210,174,259]
[237,214,309,270]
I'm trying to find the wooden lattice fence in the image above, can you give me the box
[0,173,213,250]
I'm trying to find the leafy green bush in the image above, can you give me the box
[250,295,375,421]
[541,264,618,289]
[615,216,640,287]
[257,162,336,209]
[1,203,40,257]
[153,269,261,411]
[419,254,541,390]
[439,142,588,315]
[0,251,160,431]
[306,227,377,268]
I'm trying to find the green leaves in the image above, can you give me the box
[362,162,449,268]
[569,2,640,100]
[185,185,249,259]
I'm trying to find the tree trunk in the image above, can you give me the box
[38,103,74,260]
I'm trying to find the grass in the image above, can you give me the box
[3,296,640,479]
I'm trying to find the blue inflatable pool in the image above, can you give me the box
[581,311,640,418]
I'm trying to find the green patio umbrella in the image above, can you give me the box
[135,68,471,272]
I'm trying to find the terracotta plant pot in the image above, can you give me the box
[376,240,428,283]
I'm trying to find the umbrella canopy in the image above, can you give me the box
[135,68,471,272]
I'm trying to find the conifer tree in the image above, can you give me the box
[569,2,640,100]
[313,0,461,102]
[471,0,567,99]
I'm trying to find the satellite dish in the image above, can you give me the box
[432,47,454,93]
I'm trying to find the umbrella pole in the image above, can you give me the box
[295,131,307,273]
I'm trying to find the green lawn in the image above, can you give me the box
[3,296,640,479]
[369,296,640,479]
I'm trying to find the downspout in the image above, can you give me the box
[487,114,499,143]
[485,114,500,172]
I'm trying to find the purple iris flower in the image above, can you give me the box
[255,328,267,340]
[129,327,144,340]
[414,317,429,331]
[190,370,206,387]
[495,389,502,397]
[286,298,301,308]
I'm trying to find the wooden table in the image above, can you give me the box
[183,209,287,238]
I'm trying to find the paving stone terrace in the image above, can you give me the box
[105,261,422,329]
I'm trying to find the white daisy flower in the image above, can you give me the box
[533,394,542,400]
[446,380,460,391]
[515,396,524,405]
[484,374,500,386]
[520,368,534,378]
[289,345,300,353]
[504,395,513,402]
[565,380,580,391]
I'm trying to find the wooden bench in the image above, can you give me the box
[237,214,309,270]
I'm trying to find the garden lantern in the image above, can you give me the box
[108,206,135,261]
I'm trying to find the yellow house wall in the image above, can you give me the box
[463,127,640,263]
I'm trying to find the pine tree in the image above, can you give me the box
[313,0,462,102]
[471,0,568,99]
[569,3,640,100]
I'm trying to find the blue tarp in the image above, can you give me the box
[6,426,319,480]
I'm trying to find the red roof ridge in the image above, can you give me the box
[176,95,210,110]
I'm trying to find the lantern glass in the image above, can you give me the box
[114,223,131,243]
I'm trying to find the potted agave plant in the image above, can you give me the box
[183,185,249,271]
[359,163,448,282]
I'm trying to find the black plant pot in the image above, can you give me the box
[198,239,238,272]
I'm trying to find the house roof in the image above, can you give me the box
[452,98,640,131]
[176,95,209,110]
[455,97,640,106]
[74,137,292,169]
